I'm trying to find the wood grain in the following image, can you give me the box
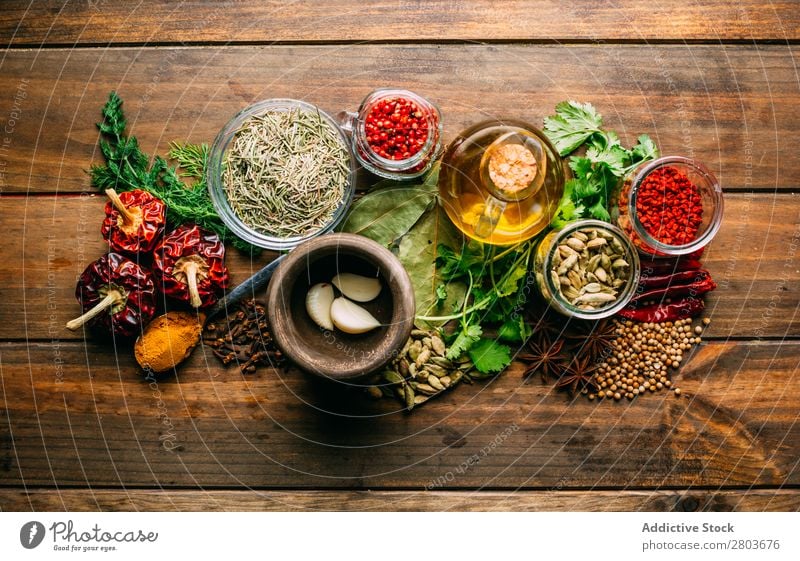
[1,1,798,511]
[1,489,798,512]
[2,194,796,341]
[0,44,797,194]
[1,1,797,45]
[1,339,798,489]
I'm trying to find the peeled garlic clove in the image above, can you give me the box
[331,273,382,302]
[306,283,335,331]
[330,297,381,334]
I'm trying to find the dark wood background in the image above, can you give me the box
[1,0,798,511]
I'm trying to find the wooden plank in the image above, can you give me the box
[1,194,796,341]
[1,339,798,489]
[0,44,796,194]
[1,489,798,512]
[1,1,797,45]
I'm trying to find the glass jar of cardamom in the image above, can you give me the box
[534,219,640,319]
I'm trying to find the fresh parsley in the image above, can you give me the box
[544,101,659,228]
[419,240,534,375]
[543,100,603,156]
[468,338,512,377]
[446,323,482,361]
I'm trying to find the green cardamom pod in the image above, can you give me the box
[428,375,445,391]
[382,370,405,385]
[404,384,415,411]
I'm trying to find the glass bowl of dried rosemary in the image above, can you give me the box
[208,99,357,250]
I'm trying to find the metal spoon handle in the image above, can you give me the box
[205,254,286,321]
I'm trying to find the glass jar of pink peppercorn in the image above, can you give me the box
[339,88,442,180]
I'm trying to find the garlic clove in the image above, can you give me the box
[330,297,381,334]
[306,283,335,331]
[331,273,382,302]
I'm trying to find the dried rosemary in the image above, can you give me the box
[223,108,349,238]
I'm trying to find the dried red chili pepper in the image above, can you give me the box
[687,247,705,260]
[65,252,157,337]
[632,273,717,304]
[639,268,712,290]
[618,297,705,323]
[640,257,703,276]
[154,225,229,308]
[101,188,166,254]
[636,166,703,246]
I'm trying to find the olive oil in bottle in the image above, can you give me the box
[438,118,565,245]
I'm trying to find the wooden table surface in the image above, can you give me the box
[1,1,799,512]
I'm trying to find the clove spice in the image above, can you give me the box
[202,299,283,373]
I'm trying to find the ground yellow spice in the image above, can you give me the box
[134,311,204,373]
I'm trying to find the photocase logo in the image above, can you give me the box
[20,521,45,549]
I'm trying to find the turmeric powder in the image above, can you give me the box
[134,311,204,373]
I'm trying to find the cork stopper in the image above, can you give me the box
[487,143,538,196]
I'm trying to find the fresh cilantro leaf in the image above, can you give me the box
[468,338,512,375]
[496,263,528,298]
[462,241,489,278]
[551,196,577,228]
[568,156,593,180]
[543,100,603,156]
[587,130,622,152]
[437,241,486,281]
[594,163,620,204]
[498,316,532,343]
[435,283,448,305]
[586,144,630,177]
[553,100,603,131]
[588,199,611,221]
[436,243,461,279]
[467,286,494,313]
[604,130,621,148]
[630,134,659,164]
[563,176,575,198]
[446,324,482,360]
[551,178,579,228]
[570,176,601,201]
[544,100,660,229]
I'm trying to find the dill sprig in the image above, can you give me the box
[89,91,258,254]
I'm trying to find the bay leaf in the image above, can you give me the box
[397,204,467,327]
[366,162,440,193]
[339,186,434,247]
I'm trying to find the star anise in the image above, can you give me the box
[526,308,568,346]
[556,354,600,395]
[564,319,618,360]
[519,338,567,382]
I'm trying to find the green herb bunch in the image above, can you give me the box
[90,91,257,253]
[544,100,659,227]
[421,240,534,376]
